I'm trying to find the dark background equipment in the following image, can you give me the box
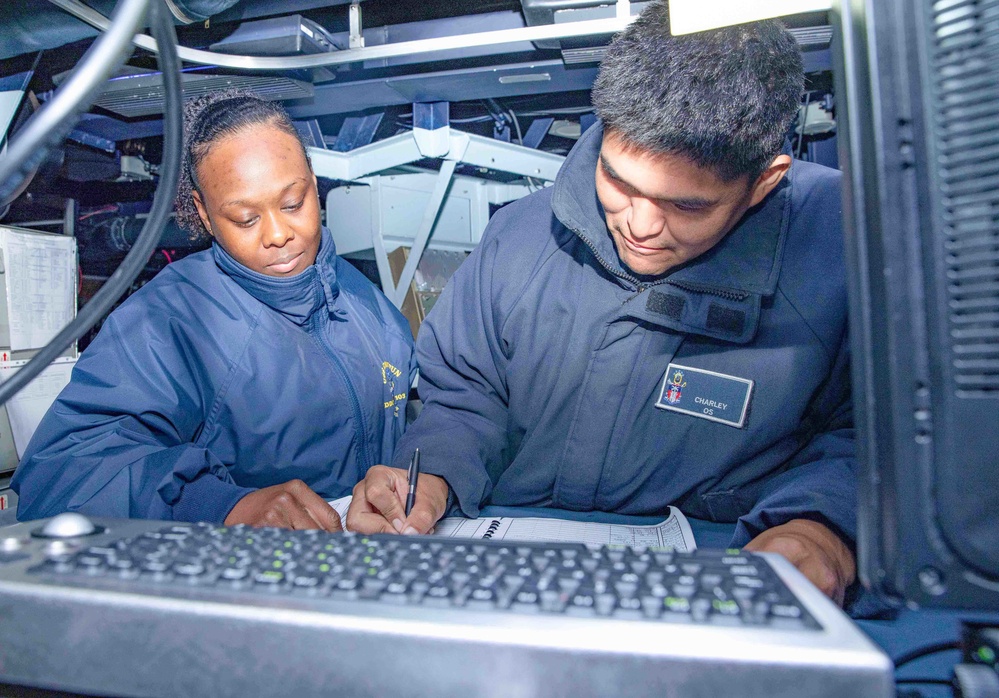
[0,0,182,410]
[836,0,999,692]
[836,0,999,611]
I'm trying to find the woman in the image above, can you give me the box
[13,90,415,530]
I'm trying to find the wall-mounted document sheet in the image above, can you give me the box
[0,356,75,459]
[0,227,77,351]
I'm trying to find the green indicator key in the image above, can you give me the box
[977,645,996,664]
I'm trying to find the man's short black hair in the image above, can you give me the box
[591,3,804,182]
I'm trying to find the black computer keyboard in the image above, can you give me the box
[28,522,816,629]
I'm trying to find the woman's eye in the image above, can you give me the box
[283,200,304,211]
[237,217,257,227]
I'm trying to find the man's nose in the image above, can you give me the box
[628,197,666,240]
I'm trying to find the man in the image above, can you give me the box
[347,4,857,604]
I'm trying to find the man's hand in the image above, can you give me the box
[346,465,448,535]
[224,479,342,532]
[743,519,856,606]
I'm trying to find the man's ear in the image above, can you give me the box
[747,154,792,208]
[191,189,213,237]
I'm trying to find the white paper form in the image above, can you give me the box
[0,356,75,459]
[328,496,697,551]
[0,228,77,351]
[434,509,696,551]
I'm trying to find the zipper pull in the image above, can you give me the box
[623,284,647,305]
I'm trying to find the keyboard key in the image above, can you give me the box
[604,547,626,563]
[613,600,644,620]
[734,575,764,589]
[700,573,724,589]
[672,583,696,598]
[771,604,803,619]
[467,588,498,610]
[651,550,674,565]
[663,596,691,614]
[174,563,205,576]
[614,580,638,597]
[595,593,617,616]
[539,590,567,613]
[221,567,248,581]
[515,590,539,605]
[422,585,452,608]
[691,598,711,623]
[713,599,740,616]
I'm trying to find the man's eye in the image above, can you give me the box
[673,203,705,213]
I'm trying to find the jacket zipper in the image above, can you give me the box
[309,312,373,473]
[666,279,749,301]
[573,228,750,304]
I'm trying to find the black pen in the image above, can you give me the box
[404,448,420,517]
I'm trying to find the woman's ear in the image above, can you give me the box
[191,189,213,237]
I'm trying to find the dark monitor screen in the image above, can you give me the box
[835,0,999,608]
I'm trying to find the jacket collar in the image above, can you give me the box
[552,121,792,298]
[551,122,793,343]
[213,227,340,327]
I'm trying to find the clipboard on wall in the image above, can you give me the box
[0,225,79,476]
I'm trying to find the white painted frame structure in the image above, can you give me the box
[308,129,564,308]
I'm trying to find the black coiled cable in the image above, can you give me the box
[0,0,182,408]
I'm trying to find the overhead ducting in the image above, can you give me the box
[89,67,314,119]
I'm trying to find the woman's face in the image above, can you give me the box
[192,122,322,277]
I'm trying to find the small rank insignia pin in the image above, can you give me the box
[663,369,686,405]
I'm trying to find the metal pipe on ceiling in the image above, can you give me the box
[47,0,636,71]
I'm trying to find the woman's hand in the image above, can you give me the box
[224,479,342,531]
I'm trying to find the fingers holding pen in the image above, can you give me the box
[401,473,449,535]
[345,465,408,533]
[344,464,450,535]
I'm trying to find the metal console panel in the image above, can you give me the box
[0,518,893,698]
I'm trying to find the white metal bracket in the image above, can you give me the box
[310,128,564,309]
[348,2,365,49]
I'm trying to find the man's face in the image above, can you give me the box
[595,131,767,277]
[192,122,322,277]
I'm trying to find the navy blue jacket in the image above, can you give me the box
[392,124,855,547]
[14,229,415,523]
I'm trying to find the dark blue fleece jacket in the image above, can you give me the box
[392,124,855,548]
[14,229,415,523]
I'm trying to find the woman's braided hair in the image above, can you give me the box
[174,88,310,238]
